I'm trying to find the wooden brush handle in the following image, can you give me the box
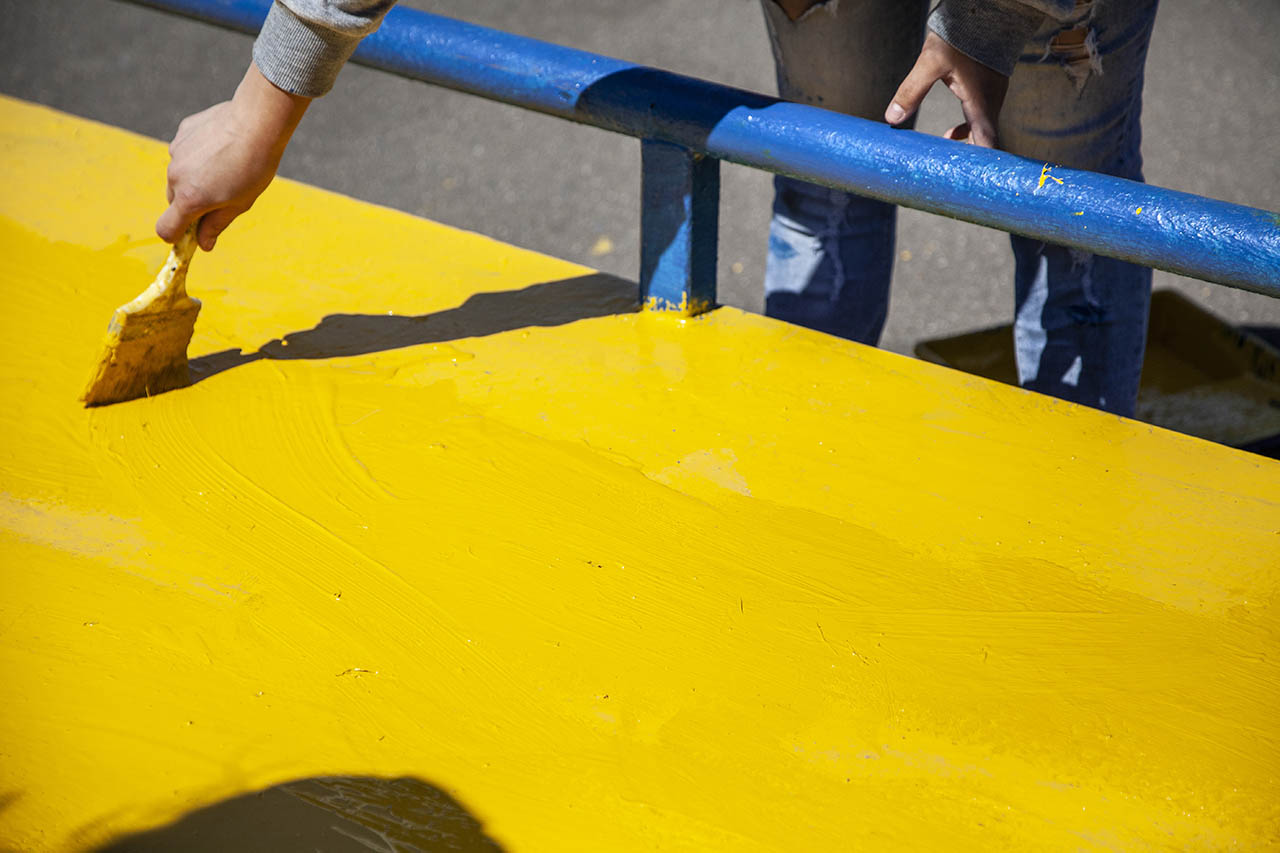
[165,225,199,304]
[174,224,198,266]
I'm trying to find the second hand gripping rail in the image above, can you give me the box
[127,0,1280,313]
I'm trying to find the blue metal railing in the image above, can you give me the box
[125,0,1280,312]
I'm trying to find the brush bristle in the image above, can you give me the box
[81,299,201,406]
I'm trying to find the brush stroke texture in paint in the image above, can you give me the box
[0,96,1277,851]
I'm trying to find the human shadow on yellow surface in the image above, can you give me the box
[190,272,637,385]
[91,775,504,852]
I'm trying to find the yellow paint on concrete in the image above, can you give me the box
[1,96,1278,851]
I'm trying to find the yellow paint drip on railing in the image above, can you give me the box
[1,97,1277,851]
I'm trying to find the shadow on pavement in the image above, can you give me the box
[190,271,638,384]
[92,775,504,852]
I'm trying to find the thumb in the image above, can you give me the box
[195,206,242,252]
[885,53,941,125]
[156,200,198,244]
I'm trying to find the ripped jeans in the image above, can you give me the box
[761,0,1160,416]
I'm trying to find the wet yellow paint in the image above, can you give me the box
[1037,163,1064,190]
[1,96,1278,851]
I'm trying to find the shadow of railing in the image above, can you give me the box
[91,775,504,852]
[189,272,637,385]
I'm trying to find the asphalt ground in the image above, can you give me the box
[3,0,1278,356]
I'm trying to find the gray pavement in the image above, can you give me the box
[3,0,1278,356]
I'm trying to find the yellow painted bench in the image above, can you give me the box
[1,96,1276,851]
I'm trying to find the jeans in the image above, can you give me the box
[760,0,1160,416]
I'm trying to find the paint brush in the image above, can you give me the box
[81,226,201,406]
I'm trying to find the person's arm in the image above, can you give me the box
[156,0,395,249]
[156,62,309,251]
[884,0,1076,148]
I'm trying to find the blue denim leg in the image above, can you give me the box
[759,0,928,345]
[764,176,895,344]
[1002,0,1160,416]
[1011,243,1151,413]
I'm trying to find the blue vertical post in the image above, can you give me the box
[640,140,720,314]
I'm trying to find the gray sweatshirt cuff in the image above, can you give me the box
[253,2,362,98]
[928,0,1047,77]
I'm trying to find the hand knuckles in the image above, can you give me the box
[172,185,208,212]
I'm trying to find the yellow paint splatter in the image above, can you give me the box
[1037,163,1064,189]
[589,235,614,257]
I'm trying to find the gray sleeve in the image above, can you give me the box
[928,0,1076,77]
[253,0,397,98]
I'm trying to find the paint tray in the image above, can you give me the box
[914,290,1280,455]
